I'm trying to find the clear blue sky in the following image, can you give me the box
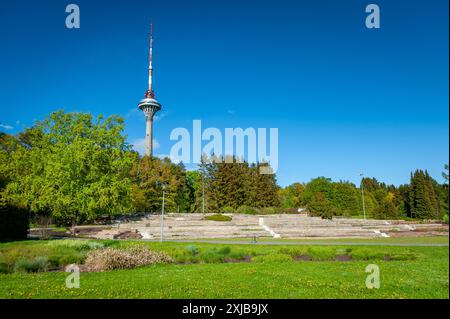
[0,0,448,187]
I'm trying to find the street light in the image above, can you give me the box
[360,173,366,220]
[202,171,205,214]
[156,182,167,242]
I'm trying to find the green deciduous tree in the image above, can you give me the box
[278,182,305,208]
[1,111,135,225]
[307,192,337,219]
[129,156,189,213]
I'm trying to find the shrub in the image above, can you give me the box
[258,207,277,215]
[252,253,292,263]
[88,242,105,250]
[217,246,231,255]
[83,247,173,272]
[278,247,308,257]
[199,250,226,263]
[307,247,336,261]
[47,239,104,251]
[195,246,234,264]
[443,214,449,224]
[186,245,199,256]
[204,214,232,222]
[386,253,418,261]
[13,259,32,273]
[14,257,49,273]
[0,262,11,274]
[236,206,259,215]
[350,248,392,261]
[177,246,245,264]
[222,206,236,214]
[48,253,85,268]
[0,205,29,240]
[225,251,249,261]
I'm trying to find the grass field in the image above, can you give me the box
[182,236,450,245]
[0,238,448,299]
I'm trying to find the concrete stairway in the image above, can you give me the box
[92,213,448,240]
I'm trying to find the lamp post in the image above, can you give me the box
[360,173,366,220]
[161,184,166,242]
[156,181,167,242]
[202,172,205,214]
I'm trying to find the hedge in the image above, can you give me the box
[0,205,29,240]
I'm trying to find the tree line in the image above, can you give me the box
[278,170,449,220]
[0,111,448,225]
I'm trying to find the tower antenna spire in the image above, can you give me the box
[147,22,154,98]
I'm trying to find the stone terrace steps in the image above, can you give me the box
[89,213,447,240]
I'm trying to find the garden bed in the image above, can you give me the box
[0,239,421,275]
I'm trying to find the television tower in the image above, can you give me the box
[138,23,162,157]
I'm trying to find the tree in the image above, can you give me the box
[372,192,399,219]
[443,164,449,183]
[1,111,135,225]
[0,133,18,192]
[431,178,449,220]
[278,183,305,208]
[248,162,279,208]
[307,192,337,219]
[300,177,334,205]
[408,170,440,219]
[185,170,202,213]
[362,177,383,192]
[129,156,189,213]
[331,182,360,216]
[199,155,278,212]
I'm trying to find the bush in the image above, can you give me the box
[258,207,277,215]
[386,253,418,261]
[278,247,308,257]
[252,253,292,263]
[0,205,29,240]
[14,257,49,273]
[307,247,336,261]
[47,239,104,251]
[199,250,226,263]
[48,253,85,268]
[0,262,11,274]
[176,246,246,264]
[196,246,233,263]
[217,246,231,255]
[13,259,33,273]
[236,206,259,215]
[83,247,173,272]
[185,245,199,256]
[349,249,388,261]
[443,214,449,224]
[221,206,236,214]
[204,214,232,222]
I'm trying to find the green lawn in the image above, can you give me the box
[195,236,449,245]
[0,239,448,299]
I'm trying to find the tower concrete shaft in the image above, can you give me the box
[145,114,153,157]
